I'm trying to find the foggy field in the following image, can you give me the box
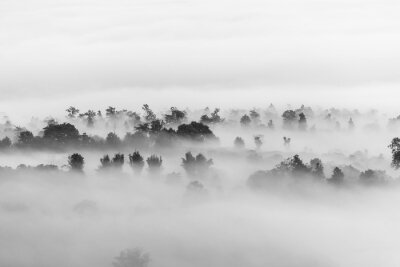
[2,0,400,265]
[1,104,400,267]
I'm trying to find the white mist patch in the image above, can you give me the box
[0,172,400,267]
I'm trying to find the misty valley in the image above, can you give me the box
[1,104,400,267]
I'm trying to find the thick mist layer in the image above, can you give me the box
[1,104,400,267]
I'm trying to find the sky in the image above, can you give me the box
[1,0,400,119]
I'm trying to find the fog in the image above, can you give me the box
[0,104,400,267]
[2,0,400,265]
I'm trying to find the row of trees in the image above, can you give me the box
[1,151,214,178]
[65,104,360,131]
[0,120,217,151]
[248,154,390,189]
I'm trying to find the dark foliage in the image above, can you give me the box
[68,153,85,172]
[298,112,307,131]
[240,114,251,127]
[0,136,11,149]
[328,167,344,184]
[200,108,223,124]
[129,151,145,173]
[106,132,122,147]
[181,152,213,177]
[176,121,217,142]
[146,155,162,172]
[164,107,186,125]
[43,123,80,146]
[389,138,400,169]
[282,110,297,129]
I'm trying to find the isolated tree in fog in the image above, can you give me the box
[113,248,150,267]
[112,153,125,169]
[181,152,213,177]
[282,110,297,129]
[68,153,84,172]
[129,151,145,173]
[254,135,263,149]
[389,138,400,169]
[309,158,324,179]
[240,114,251,127]
[329,167,344,184]
[66,106,80,118]
[298,112,307,131]
[99,155,111,169]
[234,137,245,149]
[146,155,162,172]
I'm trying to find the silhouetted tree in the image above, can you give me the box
[234,137,245,149]
[309,158,324,179]
[66,106,80,118]
[112,248,150,267]
[99,155,111,169]
[282,110,297,129]
[0,137,11,149]
[17,130,34,146]
[176,121,217,142]
[164,107,186,124]
[106,132,122,147]
[240,114,251,127]
[142,104,156,122]
[43,123,80,146]
[389,137,400,169]
[146,155,162,173]
[80,110,96,127]
[68,153,84,172]
[105,106,117,118]
[276,154,310,176]
[181,152,213,177]
[99,154,124,170]
[200,108,223,124]
[149,119,164,134]
[298,112,307,131]
[329,167,344,184]
[129,151,145,173]
[112,153,125,169]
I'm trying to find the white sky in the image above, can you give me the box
[1,0,400,120]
